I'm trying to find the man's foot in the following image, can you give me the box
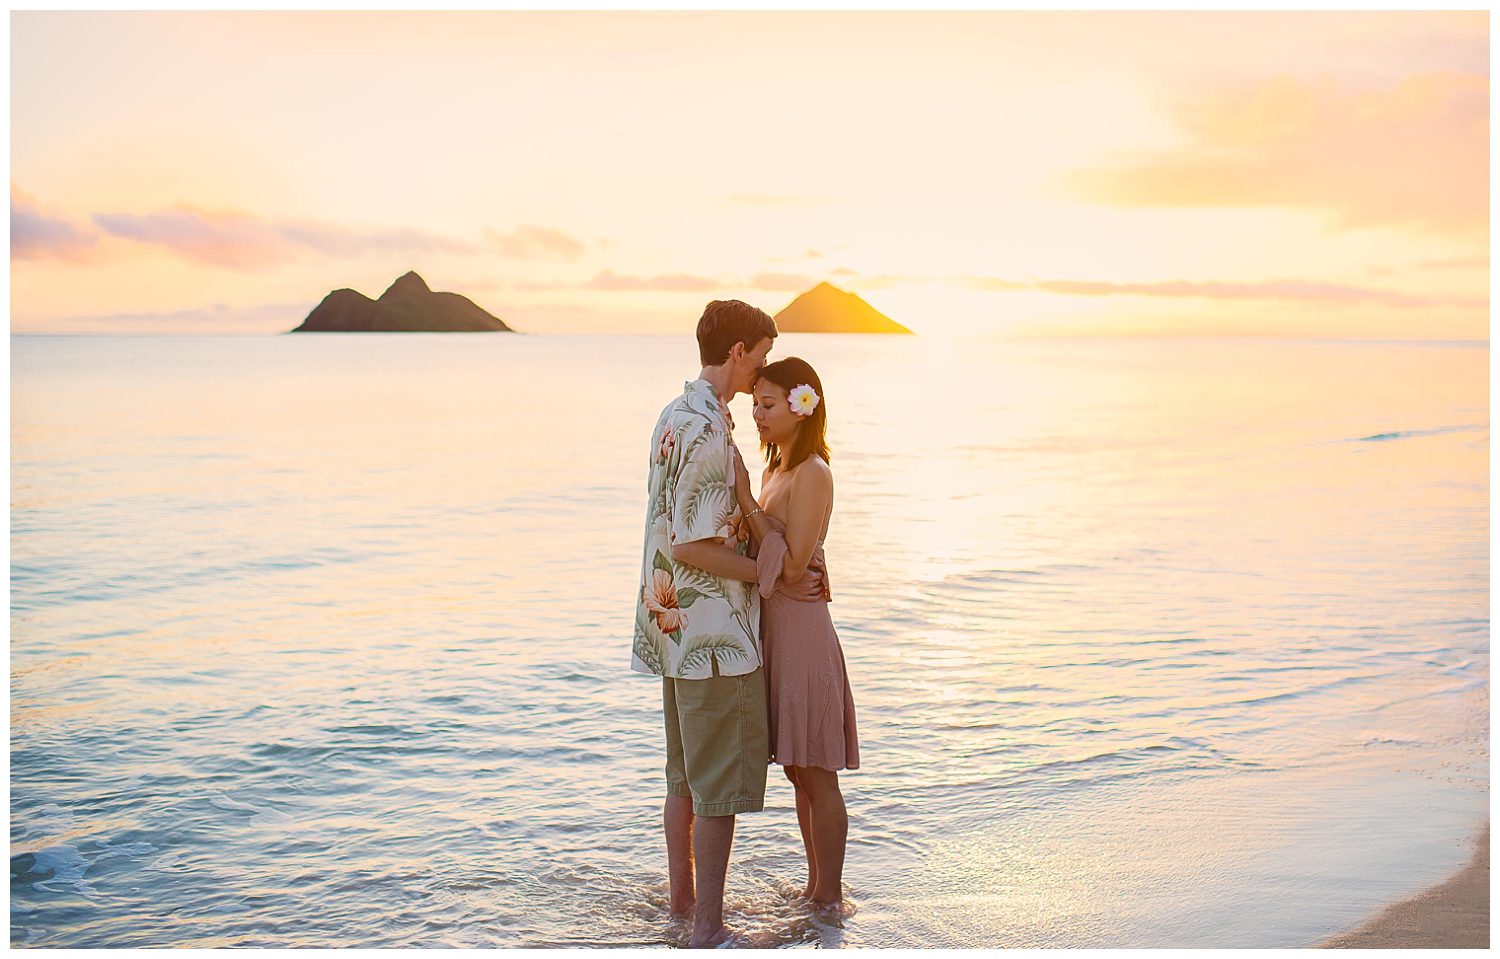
[687,925,734,948]
[669,898,696,920]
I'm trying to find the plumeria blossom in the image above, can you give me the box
[788,384,820,417]
[645,568,686,634]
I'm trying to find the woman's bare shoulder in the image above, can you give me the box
[789,455,833,492]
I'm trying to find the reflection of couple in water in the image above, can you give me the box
[633,299,860,947]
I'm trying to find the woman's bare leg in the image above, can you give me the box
[791,766,846,906]
[785,766,818,897]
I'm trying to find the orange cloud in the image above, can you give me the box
[765,248,825,264]
[513,270,821,294]
[749,272,818,292]
[729,193,835,208]
[11,184,102,263]
[835,269,1485,308]
[1013,277,1485,309]
[1062,70,1488,234]
[1416,256,1489,270]
[585,270,719,291]
[483,225,585,260]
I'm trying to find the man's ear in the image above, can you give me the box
[729,341,747,363]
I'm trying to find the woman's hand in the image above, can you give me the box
[730,443,755,511]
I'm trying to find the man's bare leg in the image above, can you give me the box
[664,795,695,917]
[688,812,736,947]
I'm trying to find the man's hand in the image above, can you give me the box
[782,557,832,603]
[815,557,832,603]
[781,567,823,602]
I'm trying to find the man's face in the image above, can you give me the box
[734,337,774,396]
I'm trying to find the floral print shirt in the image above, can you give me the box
[632,379,760,679]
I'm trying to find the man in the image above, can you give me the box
[633,299,827,947]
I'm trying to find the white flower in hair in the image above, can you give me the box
[788,383,820,416]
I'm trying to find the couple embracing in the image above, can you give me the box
[632,299,860,947]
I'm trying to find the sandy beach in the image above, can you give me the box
[1318,824,1489,949]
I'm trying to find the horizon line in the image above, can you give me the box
[8,331,1491,344]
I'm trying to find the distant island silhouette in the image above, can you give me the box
[773,282,913,334]
[290,271,512,333]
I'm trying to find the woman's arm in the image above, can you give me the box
[779,462,831,586]
[731,445,827,601]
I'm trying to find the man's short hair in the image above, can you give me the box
[696,300,776,366]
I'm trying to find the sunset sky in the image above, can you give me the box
[10,10,1489,337]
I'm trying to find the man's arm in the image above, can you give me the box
[671,539,757,583]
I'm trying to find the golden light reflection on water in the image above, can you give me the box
[10,333,1488,947]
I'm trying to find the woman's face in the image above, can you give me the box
[752,378,801,450]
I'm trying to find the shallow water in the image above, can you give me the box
[10,332,1488,947]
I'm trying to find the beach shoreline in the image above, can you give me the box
[1316,823,1489,948]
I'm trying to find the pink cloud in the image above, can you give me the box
[14,300,312,334]
[91,204,482,268]
[11,184,102,263]
[23,195,577,270]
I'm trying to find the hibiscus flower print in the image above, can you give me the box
[719,508,749,546]
[644,567,687,635]
[657,425,676,463]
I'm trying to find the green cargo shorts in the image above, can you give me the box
[662,663,769,816]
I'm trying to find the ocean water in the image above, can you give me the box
[10,332,1488,948]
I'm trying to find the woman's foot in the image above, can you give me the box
[809,897,857,920]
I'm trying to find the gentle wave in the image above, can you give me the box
[1353,423,1486,442]
[10,334,1487,948]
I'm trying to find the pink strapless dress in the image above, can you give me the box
[756,529,860,771]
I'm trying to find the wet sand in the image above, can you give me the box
[1318,824,1489,949]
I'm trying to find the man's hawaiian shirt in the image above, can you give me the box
[632,379,760,679]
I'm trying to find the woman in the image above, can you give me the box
[731,356,859,914]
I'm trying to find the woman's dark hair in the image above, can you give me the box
[758,356,830,473]
[696,299,776,366]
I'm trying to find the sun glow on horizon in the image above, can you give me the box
[10,11,1488,340]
